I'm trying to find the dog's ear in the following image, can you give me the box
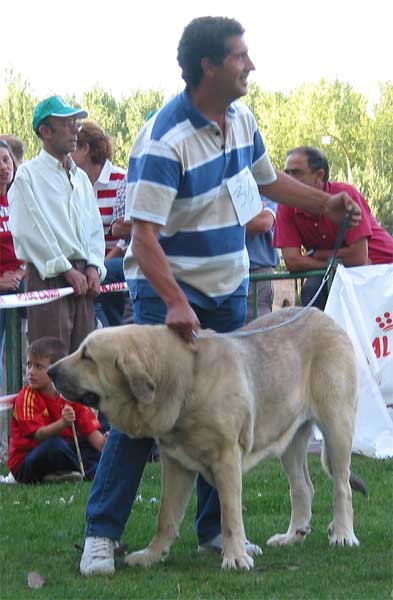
[116,353,156,405]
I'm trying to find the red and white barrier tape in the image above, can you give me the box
[0,282,129,309]
[0,394,16,412]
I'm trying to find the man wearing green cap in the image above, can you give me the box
[9,96,106,353]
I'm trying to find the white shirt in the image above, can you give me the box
[9,149,106,280]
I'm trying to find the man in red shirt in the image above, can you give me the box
[8,337,106,483]
[273,146,393,309]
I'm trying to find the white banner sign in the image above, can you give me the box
[325,264,393,458]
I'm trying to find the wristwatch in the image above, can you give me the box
[86,264,101,276]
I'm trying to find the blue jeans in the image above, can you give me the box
[95,257,127,327]
[15,436,101,483]
[85,292,246,543]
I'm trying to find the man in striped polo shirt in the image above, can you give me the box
[80,16,361,575]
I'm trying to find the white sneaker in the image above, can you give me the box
[80,537,115,576]
[198,533,262,556]
[0,472,17,484]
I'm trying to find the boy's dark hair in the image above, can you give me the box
[287,146,330,183]
[28,337,67,364]
[177,16,245,89]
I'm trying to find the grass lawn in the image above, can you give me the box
[0,455,392,599]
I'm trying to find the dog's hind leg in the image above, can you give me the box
[125,452,196,568]
[267,421,314,546]
[310,323,359,546]
[319,424,359,547]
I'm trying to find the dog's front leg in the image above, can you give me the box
[212,447,255,570]
[125,452,196,568]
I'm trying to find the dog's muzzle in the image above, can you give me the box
[81,392,100,408]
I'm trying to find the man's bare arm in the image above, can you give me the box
[313,238,368,267]
[281,247,327,272]
[112,218,132,240]
[260,172,361,227]
[246,209,274,237]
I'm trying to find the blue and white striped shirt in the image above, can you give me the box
[124,91,276,307]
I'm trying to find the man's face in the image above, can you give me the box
[41,116,82,157]
[214,35,255,101]
[285,152,324,188]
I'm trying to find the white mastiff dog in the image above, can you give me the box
[49,307,362,570]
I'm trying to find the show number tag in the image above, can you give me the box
[227,167,262,226]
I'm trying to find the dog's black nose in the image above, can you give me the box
[83,392,100,408]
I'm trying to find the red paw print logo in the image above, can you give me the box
[375,312,393,333]
[373,312,392,359]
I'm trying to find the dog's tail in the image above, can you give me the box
[349,472,368,496]
[321,444,368,497]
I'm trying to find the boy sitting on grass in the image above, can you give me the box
[8,336,106,483]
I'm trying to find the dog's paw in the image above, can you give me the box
[328,524,360,547]
[245,540,263,556]
[222,553,254,570]
[266,528,311,546]
[125,548,166,568]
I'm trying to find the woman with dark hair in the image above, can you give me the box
[0,140,25,390]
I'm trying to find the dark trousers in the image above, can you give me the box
[15,436,101,483]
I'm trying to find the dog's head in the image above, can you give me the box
[48,325,161,436]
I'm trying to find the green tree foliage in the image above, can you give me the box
[366,83,393,232]
[244,78,392,233]
[80,86,164,167]
[0,71,40,159]
[1,72,392,232]
[117,89,165,167]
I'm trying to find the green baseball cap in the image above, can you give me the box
[33,95,88,132]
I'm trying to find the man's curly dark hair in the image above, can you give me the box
[177,16,245,89]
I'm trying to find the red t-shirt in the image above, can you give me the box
[273,181,393,264]
[8,385,101,476]
[0,194,22,276]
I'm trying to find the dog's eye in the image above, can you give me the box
[82,347,94,363]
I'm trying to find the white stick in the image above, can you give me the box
[71,422,85,479]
